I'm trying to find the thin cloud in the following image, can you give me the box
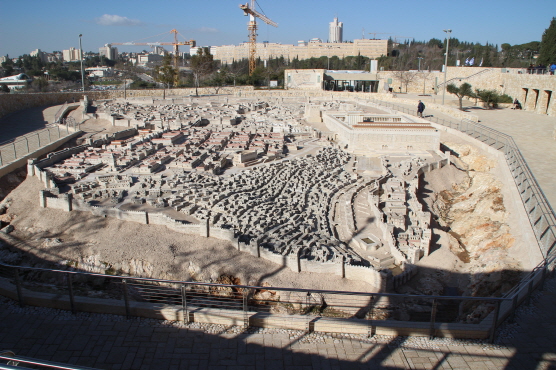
[95,14,143,27]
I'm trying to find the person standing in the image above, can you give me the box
[417,100,425,118]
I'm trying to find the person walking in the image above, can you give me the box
[417,100,425,118]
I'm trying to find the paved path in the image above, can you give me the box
[0,105,61,143]
[1,276,555,369]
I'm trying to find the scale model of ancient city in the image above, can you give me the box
[26,95,528,295]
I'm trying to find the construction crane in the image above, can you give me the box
[111,29,196,85]
[239,1,278,75]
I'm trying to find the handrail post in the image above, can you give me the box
[429,298,438,339]
[242,288,249,328]
[526,279,534,305]
[539,264,548,291]
[489,299,502,343]
[122,279,130,319]
[67,273,76,314]
[368,295,375,338]
[181,284,189,324]
[510,293,518,322]
[14,268,24,307]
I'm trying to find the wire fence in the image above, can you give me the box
[0,118,78,167]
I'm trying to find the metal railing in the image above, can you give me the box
[0,350,101,370]
[0,261,510,342]
[436,68,493,90]
[53,101,68,124]
[0,118,78,167]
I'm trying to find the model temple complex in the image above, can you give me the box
[24,96,459,291]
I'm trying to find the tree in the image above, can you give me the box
[538,17,556,65]
[154,54,177,88]
[447,83,474,110]
[210,69,228,94]
[475,88,500,109]
[419,70,433,95]
[190,47,214,96]
[392,71,417,92]
[32,77,49,92]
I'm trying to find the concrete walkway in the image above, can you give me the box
[0,105,62,143]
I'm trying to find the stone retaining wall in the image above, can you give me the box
[0,86,255,121]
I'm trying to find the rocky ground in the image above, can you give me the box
[401,138,524,305]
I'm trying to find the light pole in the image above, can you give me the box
[123,71,127,100]
[79,34,85,92]
[417,57,423,72]
[442,29,452,105]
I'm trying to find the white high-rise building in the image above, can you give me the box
[99,44,118,60]
[62,47,82,62]
[329,17,343,43]
[30,49,47,63]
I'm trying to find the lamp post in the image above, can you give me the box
[442,29,452,105]
[123,71,127,100]
[417,57,423,72]
[79,34,85,92]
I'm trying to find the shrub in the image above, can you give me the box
[499,94,513,104]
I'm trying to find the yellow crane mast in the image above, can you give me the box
[239,1,278,75]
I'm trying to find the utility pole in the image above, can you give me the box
[442,29,452,105]
[417,57,423,72]
[79,34,85,92]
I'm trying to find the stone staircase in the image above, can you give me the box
[436,68,493,90]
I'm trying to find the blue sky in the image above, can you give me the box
[1,0,553,57]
